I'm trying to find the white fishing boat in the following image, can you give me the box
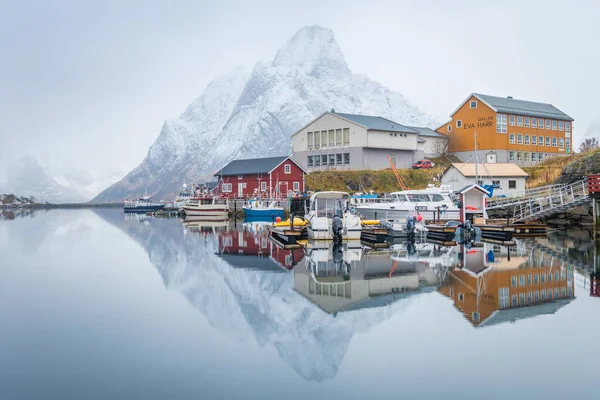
[353,185,459,221]
[182,195,229,220]
[173,183,195,208]
[305,191,362,240]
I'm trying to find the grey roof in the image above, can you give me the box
[214,156,289,177]
[216,253,289,272]
[334,112,419,133]
[407,126,446,138]
[474,93,573,121]
[478,299,573,328]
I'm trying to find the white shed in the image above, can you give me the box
[441,163,528,197]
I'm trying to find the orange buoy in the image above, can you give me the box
[275,216,282,223]
[416,215,423,222]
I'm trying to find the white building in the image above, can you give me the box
[292,110,438,171]
[441,163,528,197]
[406,126,448,157]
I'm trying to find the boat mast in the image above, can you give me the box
[474,131,479,183]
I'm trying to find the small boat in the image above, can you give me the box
[182,194,229,220]
[243,198,284,220]
[124,197,165,213]
[173,183,195,209]
[306,191,362,240]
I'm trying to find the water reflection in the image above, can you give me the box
[92,210,598,382]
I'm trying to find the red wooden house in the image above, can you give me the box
[214,156,307,199]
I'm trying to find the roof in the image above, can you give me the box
[407,126,447,138]
[450,163,529,178]
[452,93,573,121]
[477,299,573,328]
[417,137,427,143]
[214,156,306,177]
[333,112,419,133]
[456,184,490,195]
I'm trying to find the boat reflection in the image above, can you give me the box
[439,241,575,327]
[295,241,454,313]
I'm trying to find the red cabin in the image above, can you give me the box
[214,156,307,199]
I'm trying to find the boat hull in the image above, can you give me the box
[356,206,458,221]
[243,207,284,220]
[124,205,165,213]
[182,206,229,220]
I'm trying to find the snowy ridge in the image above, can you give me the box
[96,212,416,381]
[95,25,437,202]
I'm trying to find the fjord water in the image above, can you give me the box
[0,209,598,400]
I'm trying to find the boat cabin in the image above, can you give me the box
[309,191,351,218]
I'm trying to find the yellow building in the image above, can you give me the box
[437,93,574,166]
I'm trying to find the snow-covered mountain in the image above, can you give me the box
[96,211,416,381]
[0,156,126,203]
[95,25,437,202]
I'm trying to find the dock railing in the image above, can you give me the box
[486,183,567,210]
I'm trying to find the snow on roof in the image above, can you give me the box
[333,112,419,134]
[451,163,529,178]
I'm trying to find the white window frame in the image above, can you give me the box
[284,164,291,174]
[552,120,557,130]
[509,115,515,126]
[558,121,564,131]
[456,120,462,128]
[509,180,517,189]
[516,152,522,161]
[539,136,544,146]
[447,124,452,132]
[525,134,530,145]
[509,133,515,144]
[260,181,267,191]
[546,136,551,146]
[566,139,570,148]
[517,116,523,127]
[508,151,515,162]
[524,117,530,127]
[566,122,571,132]
[307,156,313,167]
[517,134,523,144]
[532,135,537,145]
[496,114,507,133]
[552,137,557,147]
[470,100,477,109]
[545,119,551,130]
[559,138,564,148]
[307,131,313,150]
[293,181,300,191]
[532,118,537,128]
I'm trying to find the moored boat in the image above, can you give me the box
[243,198,284,220]
[182,195,229,220]
[124,197,165,213]
[306,191,362,240]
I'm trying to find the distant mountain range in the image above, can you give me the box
[0,156,126,203]
[94,25,437,202]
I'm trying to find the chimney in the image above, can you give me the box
[507,96,513,99]
[331,108,335,113]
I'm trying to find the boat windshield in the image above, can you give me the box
[406,194,431,202]
[311,197,347,217]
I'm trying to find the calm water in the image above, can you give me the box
[1,209,598,400]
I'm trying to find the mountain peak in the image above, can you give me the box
[271,25,348,75]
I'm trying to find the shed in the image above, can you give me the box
[442,163,528,197]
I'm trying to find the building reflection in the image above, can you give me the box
[294,241,454,313]
[216,221,304,271]
[439,242,575,327]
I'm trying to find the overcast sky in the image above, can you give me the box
[1,0,599,178]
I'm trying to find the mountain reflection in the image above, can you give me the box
[94,210,592,381]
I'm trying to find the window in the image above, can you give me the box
[534,274,539,284]
[497,114,507,133]
[566,122,571,132]
[284,164,291,174]
[512,294,518,306]
[559,138,564,147]
[509,133,515,144]
[509,115,515,126]
[552,120,557,130]
[547,288,553,299]
[532,135,537,145]
[566,139,570,149]
[552,137,557,147]
[534,291,539,302]
[307,156,313,167]
[527,274,532,285]
[343,128,350,145]
[499,288,510,309]
[554,270,559,281]
[559,121,564,131]
[238,175,243,180]
[328,130,335,147]
[470,100,477,108]
[221,183,232,193]
[554,288,560,298]
[539,136,544,146]
[328,154,335,165]
[545,119,551,130]
[336,153,342,165]
[343,153,350,165]
[525,135,530,145]
[519,275,525,286]
[561,287,566,297]
[508,151,515,161]
[524,152,530,162]
[532,118,537,128]
[547,272,552,282]
[541,289,546,301]
[541,273,546,283]
[524,117,530,127]
[546,136,551,146]
[447,124,452,132]
[320,131,327,148]
[321,155,327,165]
[518,134,523,144]
[519,293,525,305]
[509,180,517,189]
[335,129,342,146]
[527,291,532,305]
[260,181,267,191]
[472,312,480,322]
[307,132,313,149]
[511,276,517,287]
[560,269,566,280]
[293,182,300,191]
[517,116,523,126]
[456,120,463,128]
[459,293,465,301]
[517,152,522,161]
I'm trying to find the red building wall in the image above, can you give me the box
[217,158,306,199]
